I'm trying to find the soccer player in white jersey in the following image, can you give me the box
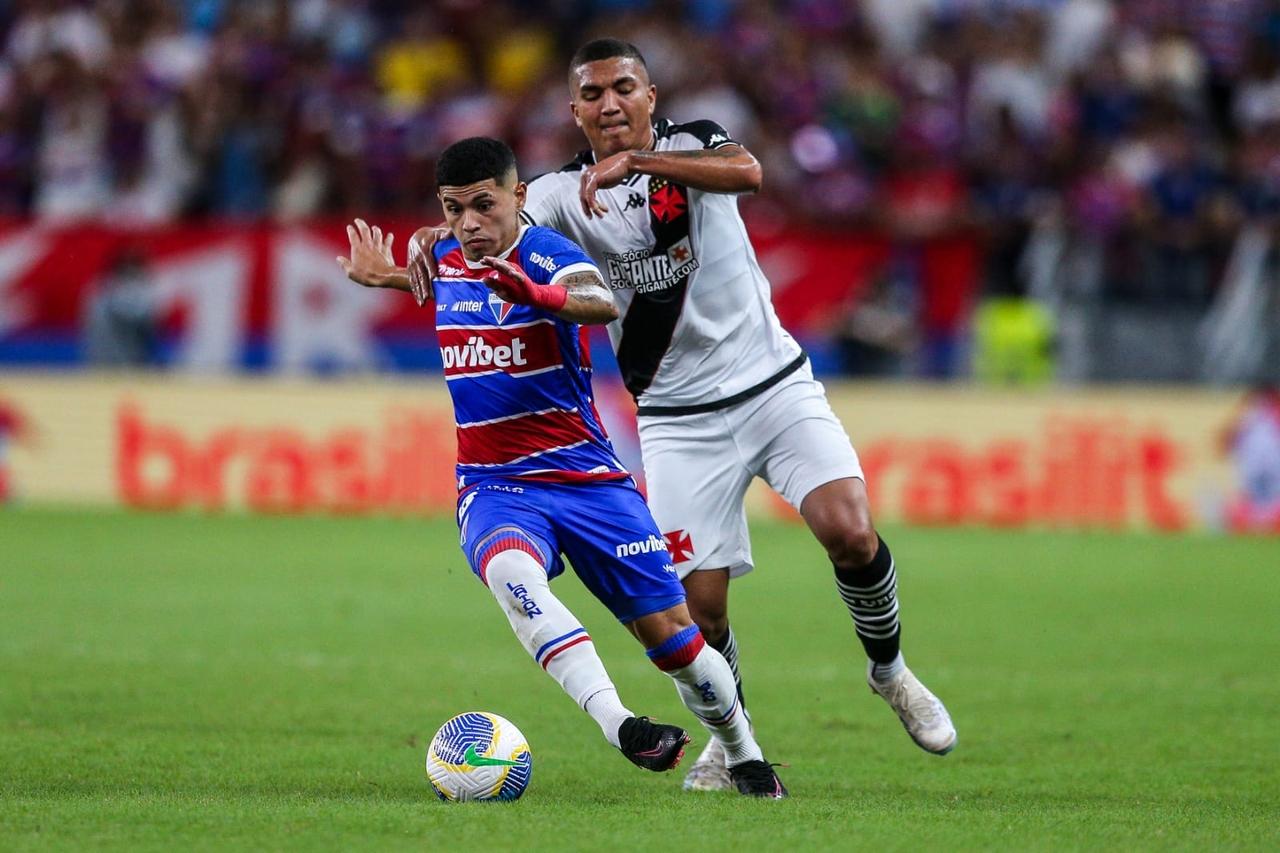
[410,40,957,791]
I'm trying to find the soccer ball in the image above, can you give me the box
[425,711,533,802]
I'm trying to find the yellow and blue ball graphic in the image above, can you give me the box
[426,712,533,802]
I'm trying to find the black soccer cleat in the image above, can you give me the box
[618,716,690,772]
[729,759,788,799]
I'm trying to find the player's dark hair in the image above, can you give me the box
[569,38,648,73]
[435,137,517,188]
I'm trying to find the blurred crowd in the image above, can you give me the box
[4,0,1280,377]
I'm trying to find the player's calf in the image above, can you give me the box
[832,533,902,668]
[637,616,770,775]
[483,547,633,749]
[681,623,746,792]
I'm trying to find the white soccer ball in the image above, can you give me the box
[425,711,533,802]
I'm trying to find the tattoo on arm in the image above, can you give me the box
[558,271,613,308]
[630,146,742,164]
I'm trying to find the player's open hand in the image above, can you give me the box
[408,225,451,306]
[479,256,568,313]
[337,218,396,288]
[478,256,534,304]
[579,151,633,218]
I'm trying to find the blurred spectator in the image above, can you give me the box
[374,9,466,111]
[836,275,916,377]
[0,0,1274,379]
[1221,384,1280,533]
[84,247,159,367]
[32,50,110,220]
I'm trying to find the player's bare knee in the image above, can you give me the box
[630,604,695,650]
[684,595,727,642]
[825,522,879,571]
[686,601,728,643]
[692,612,728,644]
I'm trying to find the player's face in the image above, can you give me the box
[437,175,527,261]
[570,57,656,157]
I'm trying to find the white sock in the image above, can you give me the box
[485,548,633,748]
[871,651,906,683]
[649,627,764,766]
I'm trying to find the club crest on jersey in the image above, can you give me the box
[663,529,694,564]
[667,237,694,269]
[488,291,516,324]
[649,180,687,223]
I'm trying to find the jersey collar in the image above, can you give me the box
[462,224,528,271]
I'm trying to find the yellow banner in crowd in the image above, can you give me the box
[0,374,1259,533]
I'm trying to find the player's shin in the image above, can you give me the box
[647,626,764,766]
[833,534,905,682]
[706,625,748,715]
[484,548,633,747]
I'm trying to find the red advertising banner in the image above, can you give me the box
[0,220,974,370]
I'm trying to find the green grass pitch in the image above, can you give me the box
[2,508,1278,850]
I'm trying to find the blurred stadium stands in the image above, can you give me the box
[0,1,1277,382]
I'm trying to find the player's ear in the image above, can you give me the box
[513,181,527,210]
[570,99,583,128]
[647,84,657,114]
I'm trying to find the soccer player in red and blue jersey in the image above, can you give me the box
[338,137,784,796]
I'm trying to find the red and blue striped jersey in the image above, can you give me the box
[433,225,630,489]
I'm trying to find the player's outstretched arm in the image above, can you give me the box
[479,256,618,325]
[580,146,761,216]
[337,218,412,293]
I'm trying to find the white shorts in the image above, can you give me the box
[637,363,863,580]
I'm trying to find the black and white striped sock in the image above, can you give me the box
[707,625,746,710]
[833,536,902,667]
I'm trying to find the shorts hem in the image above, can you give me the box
[676,558,754,582]
[611,593,687,625]
[786,469,865,514]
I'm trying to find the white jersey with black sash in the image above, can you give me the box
[522,118,805,416]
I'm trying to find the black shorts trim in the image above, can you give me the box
[634,351,808,417]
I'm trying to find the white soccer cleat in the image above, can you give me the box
[681,736,733,791]
[868,664,957,755]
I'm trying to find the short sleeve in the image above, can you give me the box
[670,119,738,151]
[522,174,566,231]
[520,227,600,286]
